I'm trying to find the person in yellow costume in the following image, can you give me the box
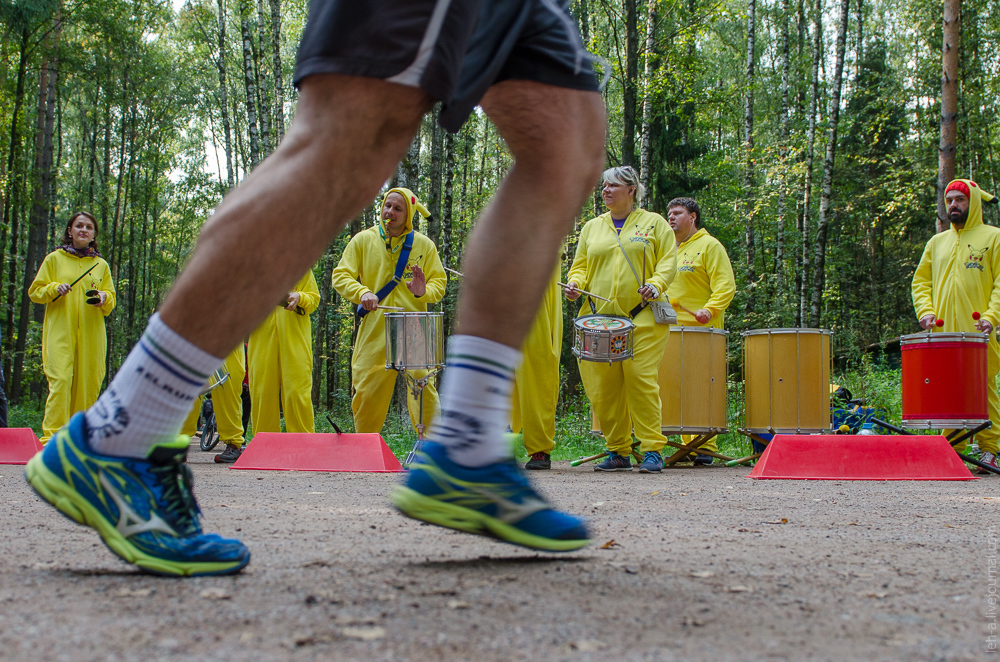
[248,270,320,433]
[332,187,447,434]
[912,178,1000,473]
[565,165,677,473]
[513,271,562,470]
[29,212,116,442]
[665,197,735,464]
[179,344,248,463]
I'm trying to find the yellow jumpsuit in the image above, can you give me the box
[912,179,1000,454]
[567,210,677,455]
[512,273,563,456]
[180,345,246,446]
[666,228,736,453]
[29,249,116,442]
[332,187,447,434]
[248,271,320,434]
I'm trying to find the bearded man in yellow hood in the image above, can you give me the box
[333,187,447,434]
[912,178,1000,472]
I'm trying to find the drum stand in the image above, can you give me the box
[661,430,734,466]
[401,367,443,467]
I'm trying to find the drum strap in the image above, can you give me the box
[611,228,650,320]
[356,231,415,320]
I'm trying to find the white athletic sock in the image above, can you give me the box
[85,313,223,458]
[427,335,522,468]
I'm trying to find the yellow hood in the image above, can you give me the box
[378,187,430,240]
[946,178,996,231]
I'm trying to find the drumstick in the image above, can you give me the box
[557,282,611,303]
[52,264,98,302]
[669,298,698,317]
[377,305,405,311]
[444,266,464,278]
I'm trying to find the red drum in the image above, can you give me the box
[901,331,989,429]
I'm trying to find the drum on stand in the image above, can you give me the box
[384,311,445,465]
[198,367,230,397]
[900,331,988,430]
[659,327,728,433]
[743,328,832,433]
[384,311,445,371]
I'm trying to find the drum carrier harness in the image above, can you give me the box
[355,230,415,321]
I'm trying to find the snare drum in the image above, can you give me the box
[743,328,831,433]
[573,315,635,363]
[900,331,988,429]
[198,367,230,396]
[384,311,445,371]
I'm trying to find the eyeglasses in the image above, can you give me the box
[85,289,100,305]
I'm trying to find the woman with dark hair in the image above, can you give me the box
[29,211,116,442]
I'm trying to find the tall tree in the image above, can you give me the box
[622,0,640,167]
[240,0,260,169]
[217,0,235,188]
[743,0,757,314]
[797,0,822,327]
[809,0,851,328]
[937,0,960,233]
[639,0,657,193]
[268,0,284,141]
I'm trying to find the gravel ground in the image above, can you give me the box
[0,442,995,661]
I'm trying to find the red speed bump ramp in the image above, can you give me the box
[230,432,403,472]
[0,428,43,465]
[748,434,976,481]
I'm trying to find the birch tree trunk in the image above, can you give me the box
[743,0,757,314]
[256,0,272,156]
[240,0,261,169]
[639,0,657,195]
[797,0,822,327]
[427,111,444,244]
[937,0,960,233]
[775,0,790,283]
[622,0,639,167]
[809,0,850,328]
[269,0,284,141]
[217,0,235,188]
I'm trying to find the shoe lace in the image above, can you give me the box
[530,452,547,461]
[643,451,660,463]
[149,457,201,535]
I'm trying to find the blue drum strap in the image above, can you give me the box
[356,231,414,320]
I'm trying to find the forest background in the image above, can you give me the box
[0,0,995,451]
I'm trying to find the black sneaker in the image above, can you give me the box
[214,445,242,464]
[693,453,713,466]
[525,452,551,470]
[594,453,632,472]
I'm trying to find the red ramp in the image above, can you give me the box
[748,434,976,481]
[0,428,43,465]
[230,432,403,472]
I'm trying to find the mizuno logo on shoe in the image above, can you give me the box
[469,486,548,524]
[99,471,178,538]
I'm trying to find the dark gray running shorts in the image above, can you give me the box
[293,0,600,133]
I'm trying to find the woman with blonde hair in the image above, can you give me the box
[565,166,676,473]
[29,211,116,442]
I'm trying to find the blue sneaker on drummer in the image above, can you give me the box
[25,412,249,576]
[392,442,590,552]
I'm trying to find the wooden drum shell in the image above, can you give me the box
[743,328,831,434]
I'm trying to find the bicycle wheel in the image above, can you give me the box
[200,400,220,451]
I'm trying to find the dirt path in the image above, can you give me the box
[0,444,994,661]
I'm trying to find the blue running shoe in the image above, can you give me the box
[594,452,632,472]
[391,442,589,552]
[25,413,250,577]
[638,451,663,473]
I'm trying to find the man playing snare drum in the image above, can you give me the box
[332,188,447,434]
[666,197,735,464]
[912,178,1000,472]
